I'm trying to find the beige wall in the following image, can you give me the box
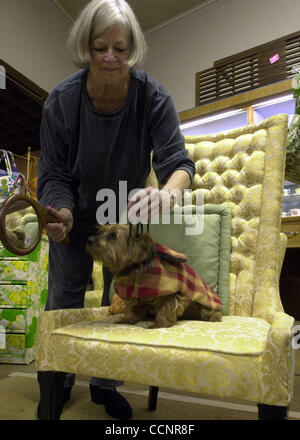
[143,0,300,112]
[0,0,76,93]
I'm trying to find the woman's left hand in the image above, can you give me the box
[45,206,73,243]
[127,186,175,224]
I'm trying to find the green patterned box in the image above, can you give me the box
[0,284,27,308]
[0,261,28,282]
[0,334,25,362]
[0,235,49,364]
[0,308,26,332]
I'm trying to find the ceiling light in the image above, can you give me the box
[252,94,294,109]
[180,108,244,130]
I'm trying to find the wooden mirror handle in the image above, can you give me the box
[0,195,69,255]
[33,202,69,245]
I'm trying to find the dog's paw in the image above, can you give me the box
[147,323,161,329]
[148,321,174,329]
[107,314,127,324]
[208,311,222,322]
[135,321,155,329]
[113,314,142,325]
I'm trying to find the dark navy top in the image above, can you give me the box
[37,69,195,230]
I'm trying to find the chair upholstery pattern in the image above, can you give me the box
[36,114,295,408]
[186,115,287,321]
[84,262,103,308]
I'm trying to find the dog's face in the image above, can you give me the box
[87,224,155,275]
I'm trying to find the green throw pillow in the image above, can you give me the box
[148,205,231,315]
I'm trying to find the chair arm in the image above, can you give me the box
[35,307,109,370]
[260,311,295,406]
[84,290,103,308]
[253,233,287,322]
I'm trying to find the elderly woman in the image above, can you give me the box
[37,0,195,420]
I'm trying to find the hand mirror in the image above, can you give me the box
[0,194,68,255]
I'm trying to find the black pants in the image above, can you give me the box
[45,228,122,388]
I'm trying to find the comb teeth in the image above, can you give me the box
[128,222,150,241]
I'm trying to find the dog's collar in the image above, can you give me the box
[116,245,156,277]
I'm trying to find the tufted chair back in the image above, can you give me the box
[186,114,288,321]
[149,114,288,322]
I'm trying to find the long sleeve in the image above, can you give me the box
[149,91,195,185]
[37,106,75,213]
[36,68,195,228]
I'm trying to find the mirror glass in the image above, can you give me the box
[3,199,39,252]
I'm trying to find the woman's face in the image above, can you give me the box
[89,24,131,86]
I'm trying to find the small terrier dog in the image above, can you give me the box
[87,224,222,328]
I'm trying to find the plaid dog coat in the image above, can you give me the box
[110,243,222,314]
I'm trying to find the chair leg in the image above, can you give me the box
[148,386,159,411]
[257,403,288,420]
[37,371,67,420]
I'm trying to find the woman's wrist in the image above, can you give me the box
[161,187,180,205]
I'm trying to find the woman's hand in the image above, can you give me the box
[45,206,73,243]
[127,186,176,224]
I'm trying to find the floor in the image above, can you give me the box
[1,321,300,420]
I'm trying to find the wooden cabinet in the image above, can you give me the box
[281,216,300,248]
[0,236,48,364]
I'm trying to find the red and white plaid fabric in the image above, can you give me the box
[114,243,222,311]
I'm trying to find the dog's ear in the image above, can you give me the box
[128,233,155,264]
[137,232,155,249]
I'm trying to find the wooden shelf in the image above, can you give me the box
[281,216,300,248]
[179,79,292,123]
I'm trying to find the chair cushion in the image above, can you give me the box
[148,205,231,315]
[50,315,270,402]
[52,316,269,355]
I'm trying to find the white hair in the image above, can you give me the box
[66,0,147,69]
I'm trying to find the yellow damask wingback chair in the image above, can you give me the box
[35,114,295,420]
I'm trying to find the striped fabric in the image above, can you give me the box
[115,243,222,311]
